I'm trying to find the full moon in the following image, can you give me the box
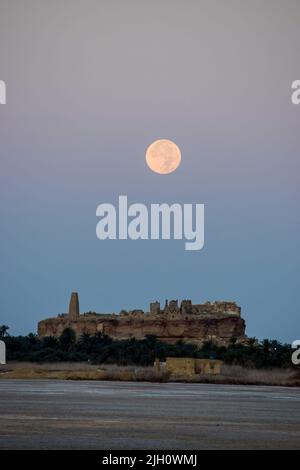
[145,139,181,174]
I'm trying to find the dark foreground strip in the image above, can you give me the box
[0,450,293,465]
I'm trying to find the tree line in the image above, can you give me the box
[0,325,294,369]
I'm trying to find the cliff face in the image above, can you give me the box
[38,296,247,346]
[38,315,246,346]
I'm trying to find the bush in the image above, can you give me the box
[3,326,294,369]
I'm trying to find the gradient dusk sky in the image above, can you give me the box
[0,0,299,341]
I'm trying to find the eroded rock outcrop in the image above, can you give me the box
[38,294,247,346]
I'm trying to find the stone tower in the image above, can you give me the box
[150,301,160,315]
[68,292,79,320]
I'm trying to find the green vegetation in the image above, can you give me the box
[1,325,294,369]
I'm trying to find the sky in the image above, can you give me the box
[0,0,299,342]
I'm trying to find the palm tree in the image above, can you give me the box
[59,328,76,352]
[0,325,9,338]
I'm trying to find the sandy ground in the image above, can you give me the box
[0,379,300,449]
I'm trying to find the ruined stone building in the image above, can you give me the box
[38,292,247,346]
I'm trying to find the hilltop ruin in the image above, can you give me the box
[38,292,247,346]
